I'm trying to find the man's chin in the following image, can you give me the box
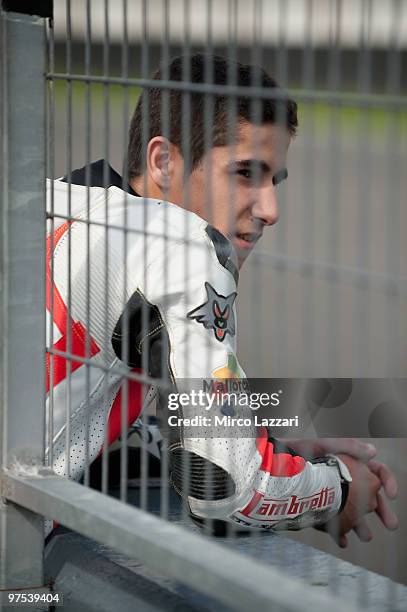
[234,235,259,263]
[236,250,250,270]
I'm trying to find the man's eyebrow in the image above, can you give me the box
[272,168,288,186]
[233,159,271,174]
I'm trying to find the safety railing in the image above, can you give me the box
[1,2,406,611]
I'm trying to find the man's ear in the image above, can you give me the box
[146,136,179,191]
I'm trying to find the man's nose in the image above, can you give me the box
[251,185,280,226]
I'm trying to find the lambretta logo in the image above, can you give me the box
[240,487,335,519]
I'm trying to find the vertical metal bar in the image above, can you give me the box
[250,0,267,375]
[139,0,150,513]
[247,0,263,371]
[290,0,317,578]
[355,0,373,605]
[249,0,264,558]
[120,0,130,505]
[384,3,403,605]
[200,0,214,536]
[299,0,316,380]
[102,0,115,502]
[83,0,92,489]
[272,0,288,372]
[325,0,344,593]
[65,0,73,479]
[159,0,171,521]
[276,0,288,85]
[140,0,154,510]
[101,0,111,497]
[181,0,193,529]
[385,0,402,378]
[302,0,315,89]
[0,8,46,588]
[326,0,344,380]
[118,0,130,502]
[353,0,373,380]
[46,8,56,469]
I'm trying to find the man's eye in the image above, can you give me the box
[236,169,252,180]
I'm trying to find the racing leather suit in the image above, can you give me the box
[45,160,350,535]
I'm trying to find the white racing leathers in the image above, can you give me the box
[46,177,346,535]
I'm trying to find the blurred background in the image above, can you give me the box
[47,0,406,584]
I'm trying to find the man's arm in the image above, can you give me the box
[112,208,354,532]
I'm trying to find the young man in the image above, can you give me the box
[46,53,397,543]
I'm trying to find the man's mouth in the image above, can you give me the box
[235,232,261,250]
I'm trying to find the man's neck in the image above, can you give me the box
[129,176,163,201]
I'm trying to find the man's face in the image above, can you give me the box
[169,120,291,268]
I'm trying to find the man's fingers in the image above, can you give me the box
[319,438,377,461]
[375,492,399,530]
[337,439,377,461]
[282,438,377,462]
[329,526,345,548]
[339,534,348,548]
[367,460,398,499]
[354,519,372,542]
[316,519,349,548]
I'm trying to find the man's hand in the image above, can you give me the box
[283,438,399,547]
[318,453,398,547]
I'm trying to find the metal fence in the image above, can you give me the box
[1,1,406,610]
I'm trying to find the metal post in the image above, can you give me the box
[0,2,49,590]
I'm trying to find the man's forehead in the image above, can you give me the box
[198,120,291,170]
[235,120,291,151]
[209,121,291,170]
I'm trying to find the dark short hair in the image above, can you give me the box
[127,53,298,179]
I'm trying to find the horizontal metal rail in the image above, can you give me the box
[45,347,171,390]
[2,468,360,612]
[251,250,407,296]
[45,210,215,243]
[44,72,407,109]
[46,210,406,297]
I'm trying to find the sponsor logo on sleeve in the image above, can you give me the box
[212,354,245,379]
[238,488,336,522]
[187,282,237,342]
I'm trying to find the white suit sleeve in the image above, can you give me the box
[112,209,350,532]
